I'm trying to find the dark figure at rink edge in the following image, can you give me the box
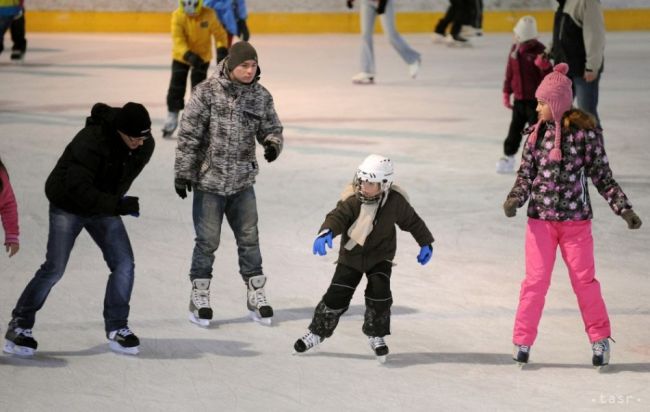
[4,102,155,357]
[294,155,434,362]
[174,41,283,327]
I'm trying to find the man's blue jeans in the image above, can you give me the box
[572,75,601,126]
[10,206,135,333]
[190,187,263,281]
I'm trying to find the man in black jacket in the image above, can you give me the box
[4,102,155,356]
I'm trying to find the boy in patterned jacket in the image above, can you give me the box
[503,63,642,368]
[174,41,283,328]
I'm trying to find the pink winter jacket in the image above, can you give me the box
[0,168,19,245]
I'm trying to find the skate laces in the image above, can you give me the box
[15,328,33,338]
[369,336,386,349]
[517,344,530,354]
[115,327,134,338]
[192,287,211,308]
[301,332,321,349]
[592,339,609,355]
[253,288,268,307]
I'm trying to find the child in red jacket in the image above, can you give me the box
[0,156,19,257]
[497,16,552,174]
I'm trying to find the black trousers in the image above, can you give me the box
[503,99,538,156]
[166,59,209,113]
[434,0,473,36]
[308,260,393,338]
[10,13,26,53]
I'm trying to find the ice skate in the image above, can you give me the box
[496,155,515,174]
[592,338,611,369]
[3,327,38,357]
[189,279,213,327]
[161,111,179,138]
[351,72,375,85]
[431,31,446,44]
[247,275,273,326]
[368,336,389,364]
[408,57,421,79]
[446,34,472,48]
[107,327,140,355]
[293,331,322,354]
[513,344,530,366]
[10,50,25,63]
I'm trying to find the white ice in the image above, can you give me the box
[1,32,649,411]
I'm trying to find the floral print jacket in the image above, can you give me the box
[507,122,632,221]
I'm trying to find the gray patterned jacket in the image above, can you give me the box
[174,60,283,195]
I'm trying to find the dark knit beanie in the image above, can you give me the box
[227,41,258,71]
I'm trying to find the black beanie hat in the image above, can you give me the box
[116,102,152,139]
[227,41,258,71]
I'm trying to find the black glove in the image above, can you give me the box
[346,0,354,9]
[216,47,228,64]
[376,0,387,14]
[237,19,250,41]
[183,51,203,67]
[116,196,140,216]
[175,178,192,199]
[263,143,278,162]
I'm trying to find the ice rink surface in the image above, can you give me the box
[1,32,649,411]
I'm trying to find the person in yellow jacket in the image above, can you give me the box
[163,0,228,138]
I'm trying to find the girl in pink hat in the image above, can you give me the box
[502,63,642,368]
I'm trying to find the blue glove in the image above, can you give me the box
[417,244,432,265]
[313,231,333,256]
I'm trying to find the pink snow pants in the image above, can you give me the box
[513,218,611,346]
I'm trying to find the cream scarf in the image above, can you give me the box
[341,183,409,250]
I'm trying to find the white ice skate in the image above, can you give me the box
[368,336,389,364]
[107,327,140,355]
[247,275,273,326]
[3,327,37,357]
[293,331,322,354]
[409,57,421,79]
[352,72,375,85]
[161,111,179,138]
[496,156,515,174]
[189,279,213,328]
[431,32,446,44]
[446,34,472,48]
[592,338,611,370]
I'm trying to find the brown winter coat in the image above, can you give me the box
[320,185,434,272]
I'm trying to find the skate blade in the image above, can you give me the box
[249,311,272,326]
[189,313,211,328]
[108,341,139,355]
[352,80,374,85]
[3,340,35,357]
[376,355,387,364]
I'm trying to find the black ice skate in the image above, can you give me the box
[189,279,213,327]
[247,275,273,326]
[592,338,611,369]
[513,344,530,366]
[368,336,389,364]
[293,331,322,354]
[3,327,38,357]
[107,327,140,355]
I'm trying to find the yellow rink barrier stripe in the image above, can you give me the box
[26,9,650,33]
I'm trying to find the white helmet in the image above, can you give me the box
[353,154,394,203]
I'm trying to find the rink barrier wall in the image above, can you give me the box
[25,9,650,33]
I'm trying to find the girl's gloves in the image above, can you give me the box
[503,198,518,217]
[622,210,642,229]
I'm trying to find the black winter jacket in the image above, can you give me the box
[45,103,155,216]
[320,186,434,273]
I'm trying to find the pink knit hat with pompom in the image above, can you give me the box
[529,63,573,161]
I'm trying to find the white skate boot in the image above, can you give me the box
[293,331,322,354]
[352,72,375,85]
[162,111,179,138]
[592,338,611,369]
[368,336,389,364]
[496,155,515,174]
[189,279,213,327]
[247,275,273,325]
[408,57,421,79]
